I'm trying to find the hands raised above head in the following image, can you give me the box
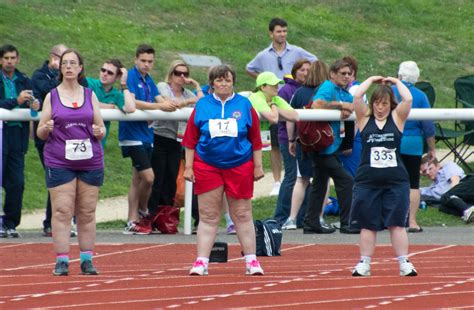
[370,76,400,85]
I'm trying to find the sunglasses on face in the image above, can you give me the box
[338,71,351,76]
[277,56,283,70]
[173,70,189,77]
[100,68,115,76]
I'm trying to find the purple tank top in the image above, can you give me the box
[44,87,104,170]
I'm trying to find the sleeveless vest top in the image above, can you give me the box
[44,87,104,170]
[354,113,408,188]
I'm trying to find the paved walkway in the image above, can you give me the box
[16,148,472,230]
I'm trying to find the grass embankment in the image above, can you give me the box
[1,1,473,227]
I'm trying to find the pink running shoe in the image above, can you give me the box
[189,260,208,276]
[246,259,264,275]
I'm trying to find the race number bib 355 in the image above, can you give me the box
[209,118,238,138]
[65,139,93,161]
[370,146,397,168]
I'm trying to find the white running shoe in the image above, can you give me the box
[462,206,474,224]
[400,259,418,276]
[189,260,208,276]
[282,218,297,230]
[352,260,371,276]
[269,182,281,196]
[246,259,264,275]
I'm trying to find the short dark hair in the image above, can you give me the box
[208,64,236,87]
[329,59,352,75]
[0,44,19,58]
[58,48,85,83]
[342,56,358,79]
[135,44,155,58]
[269,18,287,32]
[105,58,124,76]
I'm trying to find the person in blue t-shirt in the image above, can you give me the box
[119,44,177,234]
[302,59,358,235]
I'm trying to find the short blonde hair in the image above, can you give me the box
[165,60,190,83]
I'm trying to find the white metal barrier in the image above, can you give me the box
[2,107,474,235]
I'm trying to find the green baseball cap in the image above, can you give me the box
[255,71,284,89]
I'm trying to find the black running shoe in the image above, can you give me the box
[80,260,98,275]
[53,261,69,276]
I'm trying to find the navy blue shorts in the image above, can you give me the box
[46,167,104,188]
[350,184,410,231]
[296,144,312,178]
[121,144,153,171]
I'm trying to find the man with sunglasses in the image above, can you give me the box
[302,59,358,235]
[31,44,68,237]
[86,59,136,147]
[246,17,317,80]
[246,17,317,196]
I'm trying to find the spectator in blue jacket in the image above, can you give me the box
[393,61,436,233]
[0,44,39,238]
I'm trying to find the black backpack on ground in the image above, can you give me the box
[255,219,282,256]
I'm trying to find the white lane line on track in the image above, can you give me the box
[408,245,457,258]
[29,290,474,309]
[3,244,174,271]
[0,243,33,249]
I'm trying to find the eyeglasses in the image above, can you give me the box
[61,60,79,66]
[173,70,189,77]
[277,56,283,70]
[100,68,116,76]
[338,71,352,76]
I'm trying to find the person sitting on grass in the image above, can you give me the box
[420,156,473,223]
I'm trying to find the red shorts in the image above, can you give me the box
[193,155,254,199]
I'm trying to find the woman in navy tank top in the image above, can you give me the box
[37,49,106,276]
[350,76,418,277]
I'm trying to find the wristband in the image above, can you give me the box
[288,139,296,143]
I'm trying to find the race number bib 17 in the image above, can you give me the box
[370,146,397,168]
[65,139,93,161]
[209,118,238,138]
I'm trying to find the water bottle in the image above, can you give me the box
[30,107,38,117]
[419,201,427,210]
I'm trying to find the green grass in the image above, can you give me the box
[2,0,473,214]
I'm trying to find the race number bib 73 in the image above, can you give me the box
[65,139,93,161]
[209,118,238,138]
[370,147,397,168]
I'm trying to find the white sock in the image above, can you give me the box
[397,255,408,263]
[244,254,257,264]
[360,256,371,264]
[197,257,209,265]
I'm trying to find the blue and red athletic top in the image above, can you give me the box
[182,93,262,169]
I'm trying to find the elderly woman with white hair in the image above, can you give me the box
[392,61,436,233]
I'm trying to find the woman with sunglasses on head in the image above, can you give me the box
[132,60,204,233]
[37,49,106,276]
[350,76,417,277]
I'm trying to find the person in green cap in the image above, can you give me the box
[248,71,299,129]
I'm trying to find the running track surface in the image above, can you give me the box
[0,243,473,309]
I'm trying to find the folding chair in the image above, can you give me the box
[416,80,474,172]
[453,75,474,170]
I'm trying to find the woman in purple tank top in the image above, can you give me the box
[37,49,106,276]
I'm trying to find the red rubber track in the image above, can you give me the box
[0,243,472,309]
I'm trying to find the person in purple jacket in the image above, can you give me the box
[37,49,106,277]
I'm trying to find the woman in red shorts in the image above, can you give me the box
[182,65,265,276]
